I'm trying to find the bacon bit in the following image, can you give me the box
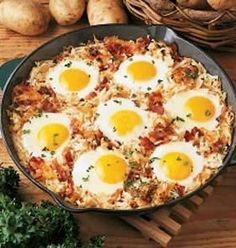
[38,86,56,97]
[212,139,225,153]
[172,65,199,85]
[148,92,164,114]
[141,185,156,203]
[42,98,59,112]
[139,136,155,151]
[13,84,42,106]
[95,77,109,91]
[104,37,134,57]
[27,157,44,179]
[51,159,70,181]
[184,127,202,142]
[149,123,174,144]
[130,200,138,209]
[62,148,74,167]
[86,91,97,100]
[135,36,151,50]
[174,184,185,197]
[88,47,100,57]
[70,118,81,135]
[54,54,64,63]
[64,179,74,197]
[170,43,183,62]
[108,189,123,204]
[145,167,153,178]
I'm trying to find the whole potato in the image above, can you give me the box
[0,0,50,36]
[49,0,85,26]
[87,0,128,25]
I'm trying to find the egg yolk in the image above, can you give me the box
[127,61,157,82]
[185,96,215,122]
[37,123,69,151]
[95,154,127,184]
[160,152,193,180]
[59,68,90,91]
[110,110,142,136]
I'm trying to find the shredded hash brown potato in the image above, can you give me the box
[8,36,234,209]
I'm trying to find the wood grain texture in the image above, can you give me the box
[0,1,236,246]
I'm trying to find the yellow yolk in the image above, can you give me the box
[37,123,69,151]
[185,96,215,122]
[59,68,90,91]
[95,154,127,184]
[127,61,157,82]
[160,152,193,180]
[110,110,142,136]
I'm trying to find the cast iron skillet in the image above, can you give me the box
[1,25,236,214]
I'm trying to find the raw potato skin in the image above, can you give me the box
[87,0,128,25]
[207,0,236,10]
[49,0,85,26]
[0,0,50,36]
[177,0,210,9]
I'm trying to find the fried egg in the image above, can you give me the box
[114,54,171,92]
[22,113,70,159]
[96,98,148,142]
[72,149,128,195]
[48,60,99,98]
[164,89,222,130]
[150,141,204,186]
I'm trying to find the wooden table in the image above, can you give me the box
[1,20,236,248]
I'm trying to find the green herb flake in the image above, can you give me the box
[205,110,211,117]
[149,157,160,163]
[23,129,31,134]
[64,61,72,68]
[174,116,185,122]
[82,175,89,182]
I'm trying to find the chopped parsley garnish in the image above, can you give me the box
[124,75,128,78]
[186,113,192,118]
[174,116,185,122]
[34,112,42,118]
[50,151,55,156]
[41,154,46,158]
[23,129,30,134]
[112,127,117,132]
[86,165,94,173]
[113,100,122,104]
[147,87,151,91]
[157,79,163,83]
[82,175,89,182]
[205,110,212,117]
[129,57,133,61]
[129,161,138,168]
[42,147,49,152]
[149,157,160,163]
[176,156,182,161]
[152,60,155,64]
[64,61,72,68]
[124,179,134,188]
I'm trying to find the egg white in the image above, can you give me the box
[150,141,204,186]
[164,89,222,131]
[96,98,148,143]
[47,60,99,98]
[114,54,172,92]
[72,149,127,195]
[22,113,70,159]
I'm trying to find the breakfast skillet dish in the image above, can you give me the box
[8,36,234,209]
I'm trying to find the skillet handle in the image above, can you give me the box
[0,57,24,90]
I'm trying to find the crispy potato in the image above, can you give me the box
[87,0,128,25]
[49,0,85,26]
[177,0,210,9]
[0,0,50,36]
[207,0,236,10]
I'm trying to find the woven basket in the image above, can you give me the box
[124,0,236,51]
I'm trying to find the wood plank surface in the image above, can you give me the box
[0,2,236,247]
